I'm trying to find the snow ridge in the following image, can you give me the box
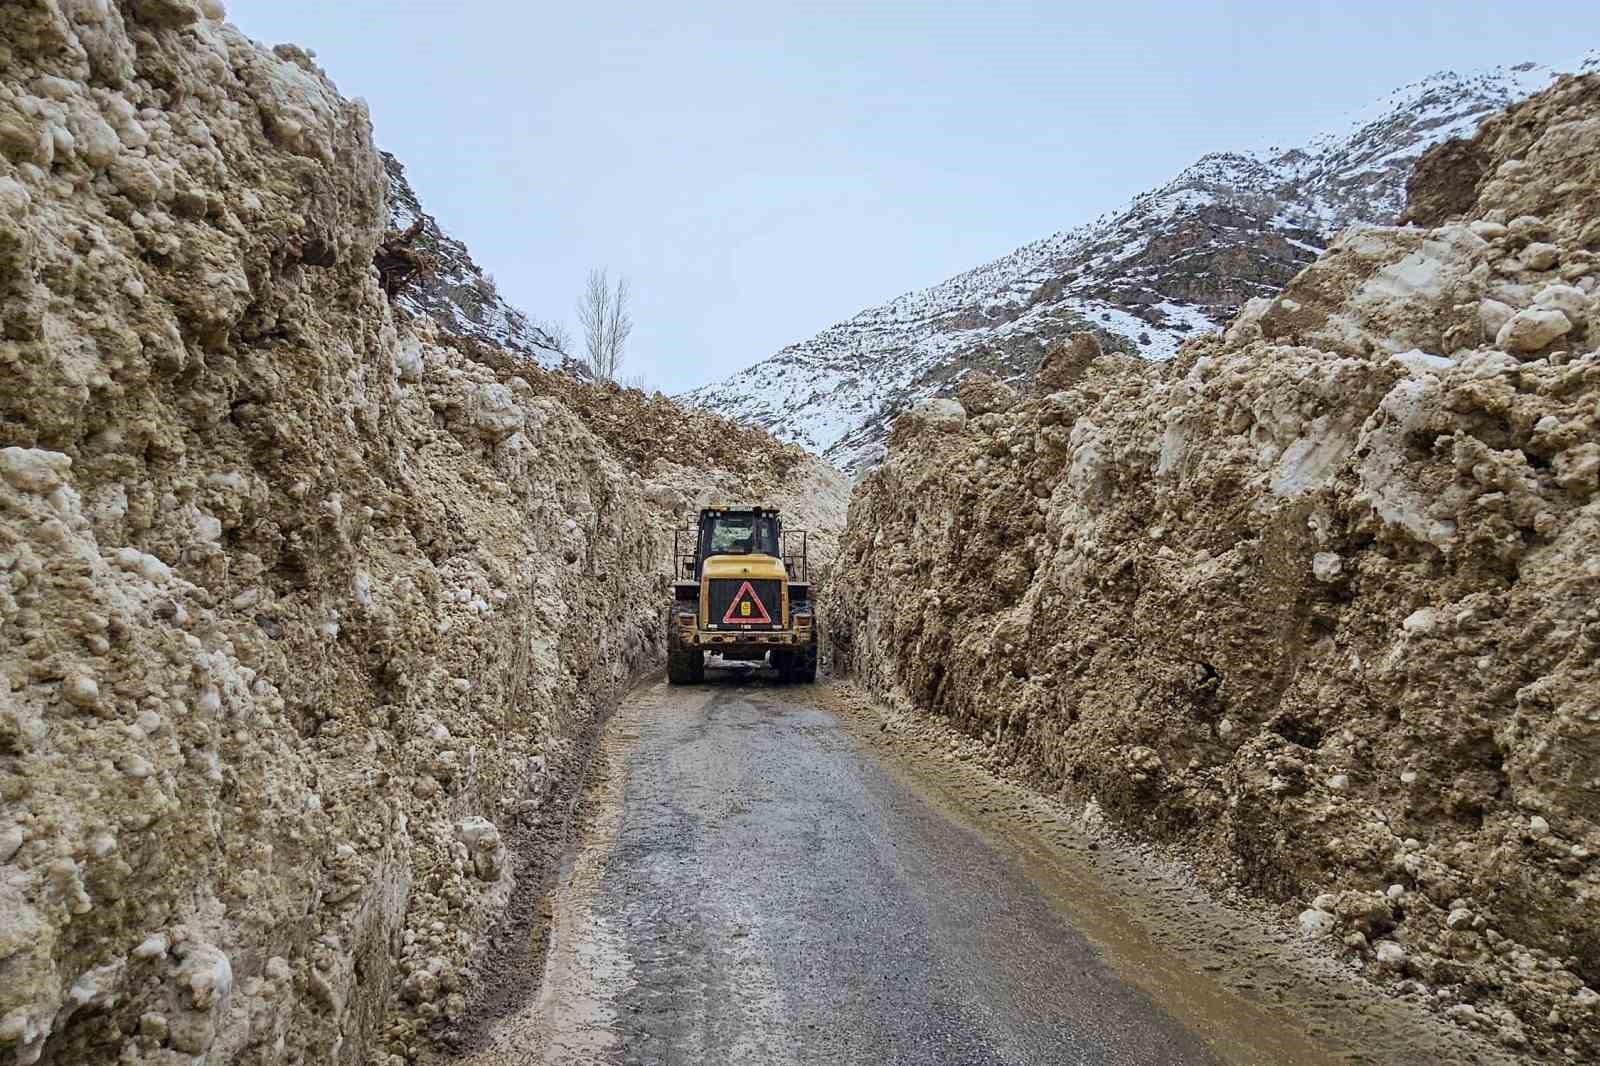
[381,153,569,367]
[687,52,1598,471]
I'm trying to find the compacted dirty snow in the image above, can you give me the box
[829,70,1600,1061]
[0,5,843,1064]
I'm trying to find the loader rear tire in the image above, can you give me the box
[792,640,818,684]
[774,641,817,684]
[770,649,793,681]
[667,645,703,685]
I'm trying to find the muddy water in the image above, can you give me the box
[449,676,1517,1065]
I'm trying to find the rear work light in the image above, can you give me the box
[675,611,695,626]
[794,612,813,627]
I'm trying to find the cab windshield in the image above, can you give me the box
[704,512,779,557]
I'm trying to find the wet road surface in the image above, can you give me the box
[460,678,1221,1065]
[451,677,1522,1066]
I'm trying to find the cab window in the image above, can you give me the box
[705,514,778,556]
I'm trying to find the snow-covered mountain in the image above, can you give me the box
[381,153,570,366]
[686,53,1600,471]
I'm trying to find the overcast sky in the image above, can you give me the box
[226,1,1596,393]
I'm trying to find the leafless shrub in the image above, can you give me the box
[576,267,633,381]
[537,318,573,353]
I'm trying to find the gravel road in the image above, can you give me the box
[448,674,1519,1066]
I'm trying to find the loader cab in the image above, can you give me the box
[696,507,780,573]
[674,504,809,585]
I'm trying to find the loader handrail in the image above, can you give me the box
[781,529,809,584]
[673,526,698,579]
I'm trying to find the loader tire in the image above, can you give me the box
[793,639,818,683]
[667,645,703,685]
[775,640,817,684]
[770,649,793,682]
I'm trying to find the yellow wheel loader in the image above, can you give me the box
[666,504,817,684]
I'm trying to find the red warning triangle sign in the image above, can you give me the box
[722,580,773,624]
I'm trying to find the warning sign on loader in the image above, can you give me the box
[721,580,773,625]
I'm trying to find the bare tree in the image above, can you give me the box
[537,318,573,354]
[576,267,633,381]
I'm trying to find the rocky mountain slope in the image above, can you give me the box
[828,69,1600,1059]
[380,154,570,368]
[690,51,1600,471]
[0,5,841,1065]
